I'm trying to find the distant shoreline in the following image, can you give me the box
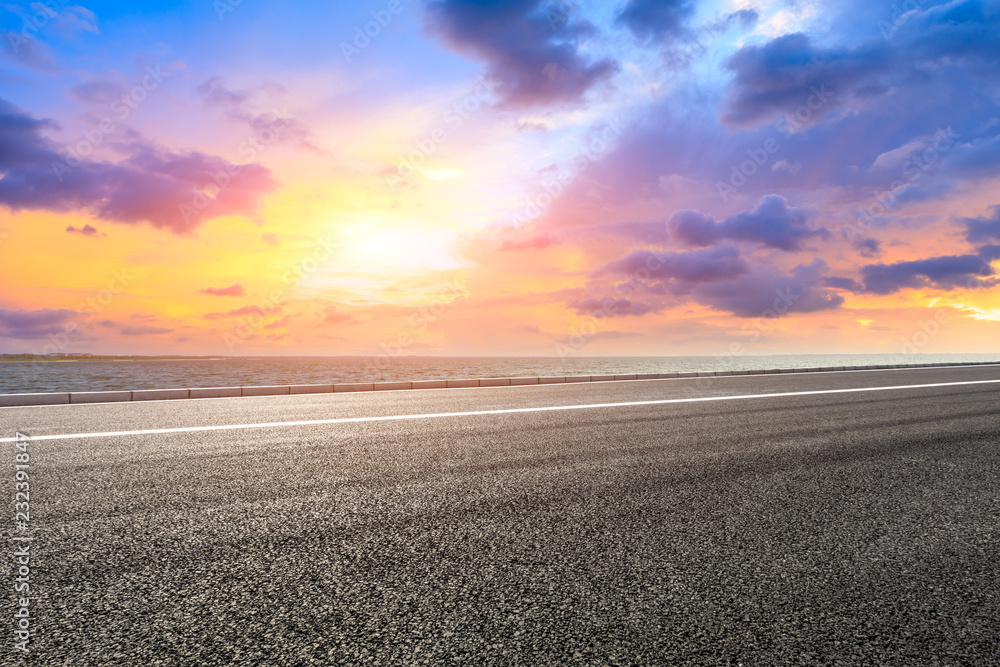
[0,357,227,363]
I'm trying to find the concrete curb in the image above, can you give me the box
[2,361,999,408]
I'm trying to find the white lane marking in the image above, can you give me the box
[2,378,998,443]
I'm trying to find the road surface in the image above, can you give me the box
[3,366,999,665]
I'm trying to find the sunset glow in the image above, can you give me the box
[2,0,999,357]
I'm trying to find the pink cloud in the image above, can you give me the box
[199,284,246,297]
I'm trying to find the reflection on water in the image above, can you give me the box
[1,354,999,394]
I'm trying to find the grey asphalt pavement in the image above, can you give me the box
[2,366,999,665]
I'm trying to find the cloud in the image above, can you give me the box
[690,259,845,317]
[261,232,280,247]
[196,76,253,108]
[0,98,277,235]
[323,306,353,324]
[424,0,617,108]
[960,205,1000,243]
[947,131,1000,178]
[1,30,56,71]
[667,195,827,251]
[120,325,174,336]
[263,315,293,330]
[599,244,750,286]
[66,224,103,237]
[721,1,1000,130]
[596,247,842,317]
[203,304,281,320]
[721,33,883,129]
[726,8,759,28]
[68,76,129,107]
[500,233,557,251]
[1,5,98,72]
[846,235,882,258]
[860,253,997,295]
[195,77,316,149]
[978,244,1000,261]
[199,284,245,297]
[568,297,660,318]
[616,0,696,41]
[699,8,760,41]
[54,5,101,38]
[0,307,78,339]
[824,276,862,291]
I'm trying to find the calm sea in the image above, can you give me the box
[1,354,999,394]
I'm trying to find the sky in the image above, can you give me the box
[1,0,999,358]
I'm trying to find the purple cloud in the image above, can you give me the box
[66,224,103,237]
[721,33,882,129]
[721,1,1000,130]
[960,205,1000,243]
[667,195,826,251]
[616,0,695,42]
[690,259,844,317]
[860,253,997,295]
[0,98,277,235]
[196,77,317,150]
[595,247,842,317]
[598,244,750,285]
[849,236,883,259]
[0,307,79,339]
[425,0,617,108]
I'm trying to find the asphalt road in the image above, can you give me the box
[3,366,1000,665]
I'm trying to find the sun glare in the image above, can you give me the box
[342,224,462,271]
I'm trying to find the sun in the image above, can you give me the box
[293,219,468,302]
[343,224,463,272]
